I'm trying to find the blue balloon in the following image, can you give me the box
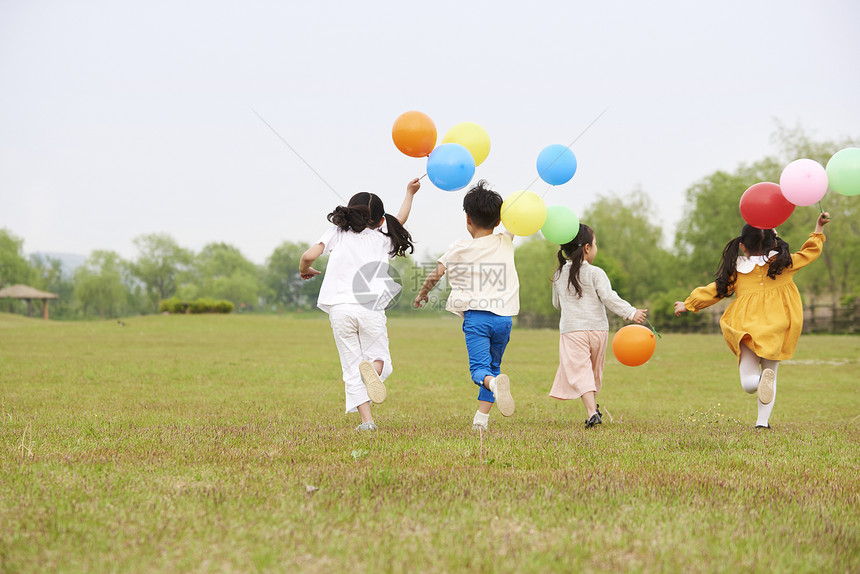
[536,145,577,185]
[426,143,476,192]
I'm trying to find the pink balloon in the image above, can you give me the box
[739,182,795,229]
[779,159,828,206]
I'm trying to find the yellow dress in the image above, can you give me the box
[684,233,825,361]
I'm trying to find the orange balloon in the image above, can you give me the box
[392,111,437,158]
[611,324,656,367]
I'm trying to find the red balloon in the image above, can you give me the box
[739,182,795,229]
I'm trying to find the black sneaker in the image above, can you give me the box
[755,424,771,430]
[585,413,602,428]
[596,404,603,418]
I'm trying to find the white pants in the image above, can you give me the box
[739,344,779,426]
[329,304,393,413]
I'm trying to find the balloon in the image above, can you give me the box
[392,111,437,158]
[441,122,491,166]
[739,182,795,229]
[501,191,547,236]
[426,143,475,192]
[826,147,860,197]
[779,159,828,206]
[612,324,656,367]
[536,145,577,185]
[541,205,580,244]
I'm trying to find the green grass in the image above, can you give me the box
[1,313,858,573]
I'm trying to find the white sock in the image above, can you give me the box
[756,361,779,427]
[473,410,489,426]
[487,377,497,394]
[756,380,777,426]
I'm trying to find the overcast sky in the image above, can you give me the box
[1,0,858,265]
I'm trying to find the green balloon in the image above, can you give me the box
[826,147,860,197]
[541,205,580,244]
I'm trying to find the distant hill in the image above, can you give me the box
[30,252,87,277]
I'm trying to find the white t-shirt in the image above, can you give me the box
[438,233,519,318]
[316,220,401,313]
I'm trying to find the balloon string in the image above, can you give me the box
[818,201,825,213]
[645,318,662,339]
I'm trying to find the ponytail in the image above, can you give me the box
[381,213,414,257]
[767,237,792,279]
[715,237,742,298]
[555,224,594,298]
[327,205,371,232]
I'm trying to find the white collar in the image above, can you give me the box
[736,250,778,274]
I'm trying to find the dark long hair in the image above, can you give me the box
[555,224,595,298]
[326,192,414,257]
[714,224,792,297]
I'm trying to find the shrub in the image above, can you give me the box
[158,297,234,314]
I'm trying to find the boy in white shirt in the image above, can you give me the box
[413,180,519,430]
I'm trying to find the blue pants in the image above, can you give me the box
[462,310,512,403]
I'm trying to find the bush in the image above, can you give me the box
[158,297,234,314]
[158,297,188,314]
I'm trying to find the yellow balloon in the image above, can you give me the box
[441,122,491,166]
[501,191,547,236]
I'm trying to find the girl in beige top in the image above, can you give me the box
[550,224,647,428]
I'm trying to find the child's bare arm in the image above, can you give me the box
[396,178,421,225]
[299,243,324,280]
[413,262,446,308]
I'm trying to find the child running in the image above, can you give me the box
[674,212,831,429]
[550,224,647,428]
[299,178,420,431]
[413,180,518,431]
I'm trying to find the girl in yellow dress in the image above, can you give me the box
[674,212,830,428]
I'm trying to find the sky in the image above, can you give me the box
[1,0,858,266]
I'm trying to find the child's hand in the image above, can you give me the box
[413,293,428,308]
[674,301,687,316]
[300,268,321,280]
[815,211,831,233]
[632,309,648,324]
[407,177,421,195]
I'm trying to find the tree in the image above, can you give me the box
[770,125,860,303]
[514,239,560,327]
[191,242,262,308]
[581,190,676,304]
[0,228,35,288]
[74,251,130,318]
[128,234,193,311]
[30,254,76,319]
[265,241,311,308]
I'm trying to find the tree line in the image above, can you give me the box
[2,127,858,325]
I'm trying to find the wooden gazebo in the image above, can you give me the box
[0,285,59,320]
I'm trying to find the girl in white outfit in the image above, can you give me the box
[300,179,420,431]
[550,224,647,428]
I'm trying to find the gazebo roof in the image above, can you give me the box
[0,285,59,299]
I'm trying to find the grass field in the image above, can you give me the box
[1,312,858,573]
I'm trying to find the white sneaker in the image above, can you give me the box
[472,420,488,432]
[758,368,775,405]
[359,360,386,404]
[493,374,515,417]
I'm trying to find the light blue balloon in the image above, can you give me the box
[427,143,476,192]
[536,145,577,186]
